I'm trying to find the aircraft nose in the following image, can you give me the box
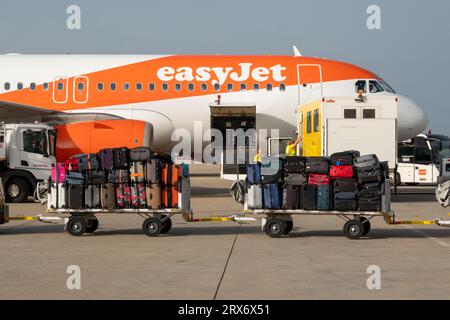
[397,94,428,141]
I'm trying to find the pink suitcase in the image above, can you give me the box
[51,163,66,184]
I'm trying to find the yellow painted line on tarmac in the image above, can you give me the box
[395,220,436,225]
[8,216,37,221]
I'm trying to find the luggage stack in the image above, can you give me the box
[330,151,358,211]
[47,147,191,211]
[354,154,385,211]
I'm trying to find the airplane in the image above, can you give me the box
[0,53,428,161]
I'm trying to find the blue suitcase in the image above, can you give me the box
[317,185,331,211]
[263,183,282,209]
[247,164,262,184]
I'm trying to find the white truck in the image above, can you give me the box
[0,122,56,202]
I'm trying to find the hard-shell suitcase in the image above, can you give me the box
[302,184,317,210]
[334,199,357,211]
[179,164,189,177]
[84,185,101,209]
[329,165,354,179]
[333,179,358,193]
[57,183,67,209]
[334,192,357,200]
[66,184,83,209]
[87,170,107,185]
[131,183,147,208]
[307,174,330,186]
[358,198,381,211]
[113,147,130,169]
[357,169,382,184]
[47,182,58,209]
[64,158,79,172]
[130,161,145,183]
[284,156,306,174]
[116,184,131,208]
[162,164,179,186]
[130,147,153,162]
[109,169,130,185]
[51,163,66,184]
[263,183,282,209]
[162,185,178,208]
[178,177,191,210]
[247,164,262,184]
[66,172,84,185]
[145,159,162,184]
[285,173,307,186]
[358,189,381,198]
[317,185,331,211]
[330,150,360,165]
[89,153,100,171]
[283,185,302,209]
[75,154,89,172]
[261,157,283,183]
[100,183,115,209]
[381,180,391,213]
[306,157,329,174]
[354,154,379,170]
[100,148,114,171]
[146,184,161,209]
[247,184,263,209]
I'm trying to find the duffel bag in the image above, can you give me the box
[329,165,354,179]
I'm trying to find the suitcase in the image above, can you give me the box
[329,165,354,179]
[305,157,329,174]
[145,159,162,184]
[178,177,191,210]
[330,151,360,165]
[57,183,67,209]
[113,147,130,169]
[247,164,262,184]
[162,185,178,208]
[51,163,66,184]
[75,154,89,172]
[100,183,116,209]
[284,156,306,174]
[261,157,283,183]
[109,169,130,185]
[334,199,357,211]
[179,164,189,177]
[317,185,331,211]
[334,192,357,200]
[283,185,302,209]
[66,184,83,209]
[380,161,389,180]
[130,161,145,183]
[84,185,101,209]
[64,158,79,172]
[130,147,153,162]
[285,173,307,186]
[358,189,381,198]
[66,172,84,185]
[360,182,381,190]
[47,182,58,209]
[162,164,179,186]
[100,148,114,171]
[381,180,391,213]
[358,199,381,211]
[307,174,330,186]
[333,179,358,193]
[357,169,382,183]
[263,183,282,209]
[146,184,162,209]
[131,183,147,208]
[86,170,107,185]
[247,184,263,209]
[302,184,317,210]
[89,153,101,171]
[116,184,131,208]
[354,154,379,170]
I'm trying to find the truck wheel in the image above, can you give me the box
[86,218,99,233]
[161,216,172,234]
[360,217,371,236]
[264,219,286,238]
[6,177,29,203]
[142,217,162,237]
[343,219,364,240]
[67,216,87,237]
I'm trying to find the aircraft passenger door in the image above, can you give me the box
[52,77,68,104]
[296,64,323,106]
[73,76,89,104]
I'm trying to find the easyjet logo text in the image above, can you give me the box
[157,63,286,85]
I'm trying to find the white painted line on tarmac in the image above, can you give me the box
[403,225,450,248]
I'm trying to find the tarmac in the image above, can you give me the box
[1,164,449,299]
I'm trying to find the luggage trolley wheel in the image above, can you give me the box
[264,219,287,238]
[283,220,293,235]
[343,219,365,240]
[86,217,99,234]
[67,216,88,237]
[359,217,371,236]
[160,215,172,234]
[142,217,163,237]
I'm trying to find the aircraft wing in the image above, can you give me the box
[0,100,58,120]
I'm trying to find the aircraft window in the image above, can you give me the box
[77,82,84,91]
[110,83,117,91]
[175,83,181,91]
[136,83,143,91]
[56,82,64,91]
[123,83,130,91]
[306,111,312,134]
[149,83,155,91]
[313,109,319,132]
[214,83,220,91]
[30,82,36,90]
[240,83,246,91]
[379,80,396,93]
[188,83,194,91]
[43,82,49,91]
[17,82,24,90]
[97,82,104,91]
[4,82,10,90]
[279,83,286,91]
[266,83,273,91]
[344,109,357,118]
[201,83,207,91]
[162,83,168,91]
[369,81,384,93]
[227,83,233,91]
[355,80,367,93]
[363,109,376,118]
[253,83,260,91]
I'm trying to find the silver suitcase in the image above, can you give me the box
[47,183,58,209]
[247,184,263,209]
[381,179,391,213]
[178,177,191,210]
[84,185,100,209]
[57,183,67,209]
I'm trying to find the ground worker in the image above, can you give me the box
[285,136,302,156]
[253,147,262,163]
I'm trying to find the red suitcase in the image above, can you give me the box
[64,158,79,171]
[116,184,131,208]
[307,174,330,186]
[329,165,354,179]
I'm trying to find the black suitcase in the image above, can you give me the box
[359,182,380,190]
[330,150,359,165]
[86,170,107,185]
[334,199,358,211]
[283,185,303,209]
[113,147,130,169]
[302,184,317,210]
[358,198,381,211]
[284,173,307,186]
[284,156,306,174]
[305,157,329,174]
[130,147,154,162]
[333,179,358,193]
[66,184,84,209]
[89,153,101,171]
[358,189,381,198]
[334,192,357,200]
[380,161,389,180]
[357,169,382,183]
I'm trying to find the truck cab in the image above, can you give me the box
[0,123,56,202]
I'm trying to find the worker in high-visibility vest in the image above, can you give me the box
[253,147,262,163]
[285,136,302,156]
